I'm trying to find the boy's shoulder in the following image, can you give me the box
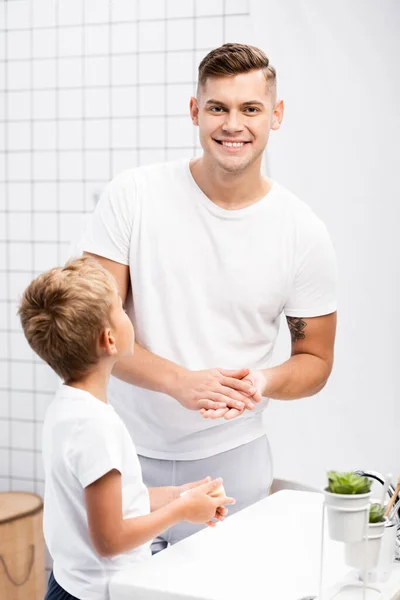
[46,385,119,427]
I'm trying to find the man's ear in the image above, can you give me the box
[271,99,284,131]
[190,96,199,126]
[100,327,117,356]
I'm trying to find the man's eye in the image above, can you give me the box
[244,107,259,114]
[209,106,225,113]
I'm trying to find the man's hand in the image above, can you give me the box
[169,368,260,412]
[200,370,267,421]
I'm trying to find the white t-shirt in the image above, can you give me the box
[42,385,151,600]
[83,159,337,460]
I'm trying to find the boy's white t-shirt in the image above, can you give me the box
[42,385,151,600]
[83,159,337,460]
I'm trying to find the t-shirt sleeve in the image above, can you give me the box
[284,214,337,318]
[82,171,136,266]
[67,416,124,488]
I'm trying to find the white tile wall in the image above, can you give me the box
[140,0,166,20]
[8,61,30,90]
[10,391,35,420]
[0,0,253,513]
[58,0,82,27]
[8,91,31,120]
[85,25,110,56]
[85,119,110,149]
[138,52,165,84]
[0,391,9,419]
[166,20,193,51]
[33,28,57,59]
[33,59,57,89]
[196,17,224,48]
[85,57,110,87]
[4,182,32,212]
[84,0,110,25]
[196,0,224,16]
[59,58,83,88]
[33,182,58,211]
[8,212,32,241]
[33,122,57,151]
[111,87,137,117]
[166,51,194,82]
[166,1,194,19]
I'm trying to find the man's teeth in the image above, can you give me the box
[221,141,244,148]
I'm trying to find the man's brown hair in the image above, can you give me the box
[198,43,276,96]
[18,256,117,383]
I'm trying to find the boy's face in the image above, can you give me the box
[190,69,283,174]
[109,293,135,358]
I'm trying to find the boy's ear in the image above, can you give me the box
[100,327,117,356]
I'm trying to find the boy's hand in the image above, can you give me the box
[176,476,211,498]
[177,477,229,524]
[178,478,235,527]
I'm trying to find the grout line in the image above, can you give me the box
[81,0,87,211]
[55,0,61,266]
[4,0,12,491]
[0,12,248,35]
[28,0,38,494]
[164,1,168,161]
[108,0,113,179]
[3,81,200,94]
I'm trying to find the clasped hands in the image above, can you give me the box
[171,367,267,421]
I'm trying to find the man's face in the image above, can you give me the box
[190,70,283,174]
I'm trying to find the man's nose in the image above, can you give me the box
[222,111,244,133]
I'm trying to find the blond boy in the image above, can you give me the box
[19,257,234,600]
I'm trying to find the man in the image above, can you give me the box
[83,43,337,552]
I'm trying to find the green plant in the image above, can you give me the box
[369,503,385,523]
[327,471,372,495]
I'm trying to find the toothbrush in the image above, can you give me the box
[384,475,400,517]
[380,472,392,507]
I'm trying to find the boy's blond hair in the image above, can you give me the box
[19,256,117,382]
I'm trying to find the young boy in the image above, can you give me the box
[19,257,234,600]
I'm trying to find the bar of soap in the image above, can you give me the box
[180,483,226,498]
[209,484,226,499]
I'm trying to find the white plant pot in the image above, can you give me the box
[344,520,386,570]
[324,490,372,543]
[375,521,398,582]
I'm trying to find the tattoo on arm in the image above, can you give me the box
[287,317,307,343]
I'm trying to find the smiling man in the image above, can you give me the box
[83,43,337,552]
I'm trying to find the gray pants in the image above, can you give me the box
[139,435,273,553]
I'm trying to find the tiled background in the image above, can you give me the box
[0,0,253,508]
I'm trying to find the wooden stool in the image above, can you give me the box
[0,492,46,600]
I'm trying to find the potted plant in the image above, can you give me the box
[324,471,372,542]
[344,503,387,570]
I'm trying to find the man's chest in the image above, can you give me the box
[130,204,294,321]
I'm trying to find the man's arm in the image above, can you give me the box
[201,312,337,420]
[84,252,257,411]
[265,312,337,399]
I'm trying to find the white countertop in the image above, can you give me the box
[110,490,400,600]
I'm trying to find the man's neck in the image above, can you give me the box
[190,155,272,211]
[66,361,113,404]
